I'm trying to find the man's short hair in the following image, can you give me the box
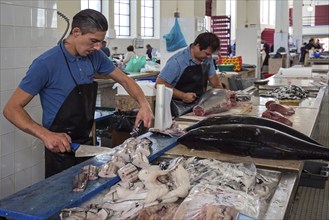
[71,9,108,35]
[193,32,220,52]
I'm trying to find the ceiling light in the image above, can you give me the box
[307,6,313,12]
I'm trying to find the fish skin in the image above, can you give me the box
[178,124,329,160]
[185,115,320,145]
[193,88,231,116]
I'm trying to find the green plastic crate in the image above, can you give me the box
[218,64,235,72]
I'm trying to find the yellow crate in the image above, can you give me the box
[279,100,300,106]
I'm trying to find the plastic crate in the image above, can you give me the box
[218,64,235,72]
[299,161,329,189]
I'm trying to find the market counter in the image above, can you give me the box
[95,71,159,109]
[0,74,326,220]
[165,83,327,220]
[0,133,178,220]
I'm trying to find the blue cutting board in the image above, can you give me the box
[0,133,178,220]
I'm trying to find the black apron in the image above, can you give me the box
[170,63,209,117]
[45,44,98,178]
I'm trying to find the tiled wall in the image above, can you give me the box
[0,0,58,199]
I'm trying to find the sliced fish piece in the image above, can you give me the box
[132,151,150,168]
[111,155,126,168]
[98,163,118,178]
[115,148,132,163]
[136,143,151,157]
[262,110,293,126]
[118,163,139,183]
[265,100,295,116]
[83,165,99,180]
[72,172,89,192]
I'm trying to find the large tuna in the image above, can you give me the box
[185,115,320,145]
[178,124,329,160]
[192,88,233,116]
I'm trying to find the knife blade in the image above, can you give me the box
[130,121,144,137]
[70,143,115,157]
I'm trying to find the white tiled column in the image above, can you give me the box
[292,0,303,53]
[0,0,57,199]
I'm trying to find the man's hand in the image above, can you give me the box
[182,92,197,103]
[41,130,72,153]
[135,103,154,128]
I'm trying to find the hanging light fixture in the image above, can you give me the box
[307,0,314,12]
[307,5,313,12]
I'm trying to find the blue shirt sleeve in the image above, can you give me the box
[91,51,116,75]
[158,57,182,87]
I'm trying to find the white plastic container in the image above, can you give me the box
[113,80,156,96]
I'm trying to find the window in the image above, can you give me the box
[260,0,269,24]
[114,0,130,36]
[81,0,102,11]
[260,0,276,25]
[141,0,154,37]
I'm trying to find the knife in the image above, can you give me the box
[130,121,144,137]
[70,143,115,157]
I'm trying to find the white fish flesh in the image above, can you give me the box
[98,163,118,178]
[83,165,99,180]
[111,155,126,168]
[72,172,89,192]
[115,148,132,163]
[132,151,150,168]
[118,163,139,183]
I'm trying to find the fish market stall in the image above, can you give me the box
[0,76,327,219]
[167,77,328,219]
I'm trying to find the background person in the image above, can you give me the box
[304,38,315,66]
[155,32,224,116]
[122,45,137,66]
[146,44,157,60]
[101,40,110,57]
[3,9,154,178]
[261,40,270,73]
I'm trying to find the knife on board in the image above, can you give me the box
[70,143,115,157]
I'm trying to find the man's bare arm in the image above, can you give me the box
[3,88,71,152]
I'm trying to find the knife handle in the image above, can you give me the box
[70,143,80,152]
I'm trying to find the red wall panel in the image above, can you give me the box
[315,5,329,25]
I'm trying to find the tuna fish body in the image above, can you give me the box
[178,124,329,160]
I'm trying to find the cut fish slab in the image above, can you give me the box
[70,143,115,157]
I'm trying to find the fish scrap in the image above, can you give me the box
[260,85,309,100]
[63,156,282,219]
[72,172,89,192]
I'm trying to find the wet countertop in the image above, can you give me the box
[95,71,159,89]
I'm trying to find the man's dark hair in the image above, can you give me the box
[71,9,108,35]
[127,45,134,51]
[193,32,220,52]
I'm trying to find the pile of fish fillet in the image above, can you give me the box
[61,149,281,220]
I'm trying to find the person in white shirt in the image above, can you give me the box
[123,45,137,66]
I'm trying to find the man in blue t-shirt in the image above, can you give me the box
[101,40,110,57]
[156,32,224,116]
[3,9,154,177]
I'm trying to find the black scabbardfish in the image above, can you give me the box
[185,115,320,145]
[178,124,329,160]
